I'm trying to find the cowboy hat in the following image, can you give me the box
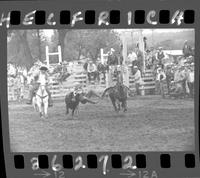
[39,66,48,71]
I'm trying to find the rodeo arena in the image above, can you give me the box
[8,30,195,152]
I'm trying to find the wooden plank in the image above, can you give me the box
[140,86,155,90]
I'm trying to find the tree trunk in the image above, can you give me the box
[36,29,42,61]
[17,30,34,69]
[77,45,82,60]
[58,30,69,61]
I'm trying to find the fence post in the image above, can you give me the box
[45,46,50,68]
[122,34,129,87]
[45,45,62,68]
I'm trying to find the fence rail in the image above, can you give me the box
[7,68,156,101]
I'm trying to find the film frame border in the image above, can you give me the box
[0,0,199,178]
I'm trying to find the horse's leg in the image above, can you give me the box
[75,105,79,115]
[66,105,69,115]
[110,96,117,112]
[116,100,120,111]
[72,109,75,119]
[44,99,48,119]
[123,100,127,112]
[37,99,43,118]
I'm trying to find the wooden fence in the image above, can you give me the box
[7,68,156,101]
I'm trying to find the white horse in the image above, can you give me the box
[33,83,49,119]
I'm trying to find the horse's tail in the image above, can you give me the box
[101,87,114,99]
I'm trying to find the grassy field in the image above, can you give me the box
[8,95,195,152]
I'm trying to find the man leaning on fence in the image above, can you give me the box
[26,66,53,107]
[133,66,142,95]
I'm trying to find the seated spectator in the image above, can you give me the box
[87,61,97,83]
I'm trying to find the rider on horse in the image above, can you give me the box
[26,66,53,107]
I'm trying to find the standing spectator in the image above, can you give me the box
[145,49,152,69]
[135,46,144,72]
[143,37,147,51]
[165,65,174,94]
[133,66,142,95]
[156,68,166,98]
[97,62,107,81]
[107,48,118,66]
[156,47,165,69]
[183,40,193,58]
[155,65,161,94]
[83,61,88,71]
[87,61,97,83]
[173,66,187,98]
[128,51,137,74]
[179,65,187,96]
[186,63,194,97]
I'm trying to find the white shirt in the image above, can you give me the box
[187,71,194,83]
[128,52,137,62]
[87,63,97,73]
[38,73,47,85]
[134,70,142,84]
[156,71,166,81]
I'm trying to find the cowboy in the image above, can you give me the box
[133,66,142,95]
[26,66,53,107]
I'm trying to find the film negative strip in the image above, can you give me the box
[0,0,199,177]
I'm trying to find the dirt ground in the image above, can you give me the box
[8,95,195,152]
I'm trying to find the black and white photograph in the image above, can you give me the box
[7,29,195,152]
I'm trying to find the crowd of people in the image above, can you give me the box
[128,40,195,98]
[81,39,195,99]
[8,39,195,103]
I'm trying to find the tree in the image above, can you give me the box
[62,29,121,62]
[83,30,121,62]
[58,29,71,60]
[8,30,34,69]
